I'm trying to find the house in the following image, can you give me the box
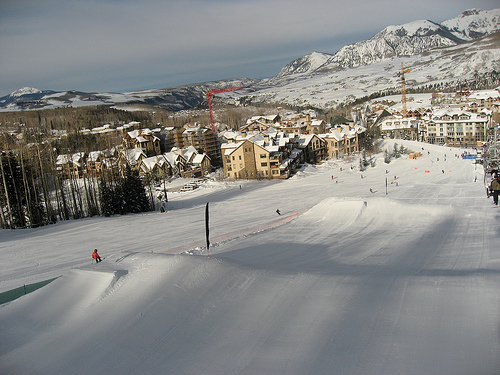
[221,131,306,180]
[86,151,105,176]
[297,134,327,164]
[56,152,86,178]
[322,125,364,159]
[117,148,147,174]
[139,155,172,181]
[243,115,281,132]
[378,116,420,140]
[191,153,212,177]
[307,119,327,134]
[122,128,161,156]
[164,148,188,176]
[467,90,500,110]
[176,145,212,178]
[278,120,308,134]
[222,140,258,179]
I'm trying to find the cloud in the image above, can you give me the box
[0,0,498,96]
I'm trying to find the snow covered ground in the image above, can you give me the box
[1,139,500,375]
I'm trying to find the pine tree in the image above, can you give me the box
[384,149,392,164]
[99,180,115,217]
[122,166,151,214]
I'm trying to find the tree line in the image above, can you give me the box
[0,147,152,229]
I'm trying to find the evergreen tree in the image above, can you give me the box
[122,166,150,213]
[393,143,401,158]
[0,152,47,228]
[0,153,25,228]
[384,149,392,164]
[99,180,116,217]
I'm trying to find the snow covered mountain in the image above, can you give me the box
[237,31,500,109]
[442,8,500,41]
[236,8,500,109]
[276,51,333,77]
[1,8,499,112]
[0,78,257,112]
[278,8,500,76]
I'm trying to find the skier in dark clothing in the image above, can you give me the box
[490,175,500,205]
[92,249,102,263]
[276,209,281,215]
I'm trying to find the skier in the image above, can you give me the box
[276,209,281,215]
[490,175,500,205]
[92,249,102,263]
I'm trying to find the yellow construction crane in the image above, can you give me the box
[397,62,412,117]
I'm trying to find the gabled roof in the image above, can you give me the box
[164,150,187,166]
[88,151,103,162]
[56,154,70,165]
[140,155,170,173]
[120,148,146,165]
[182,145,199,161]
[192,154,209,164]
[126,129,141,139]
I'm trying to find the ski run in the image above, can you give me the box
[1,139,500,375]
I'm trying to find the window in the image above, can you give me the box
[260,154,267,159]
[239,155,242,160]
[232,156,235,161]
[272,170,279,175]
[240,164,243,168]
[261,162,268,167]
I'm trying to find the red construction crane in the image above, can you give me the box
[204,87,242,132]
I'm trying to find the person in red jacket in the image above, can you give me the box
[92,249,102,263]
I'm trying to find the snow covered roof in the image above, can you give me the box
[126,130,140,139]
[55,154,70,165]
[429,108,489,122]
[164,150,187,165]
[192,154,208,164]
[120,148,146,165]
[88,151,103,162]
[181,145,199,162]
[468,90,500,100]
[140,155,169,173]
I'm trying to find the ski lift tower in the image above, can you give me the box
[483,126,500,176]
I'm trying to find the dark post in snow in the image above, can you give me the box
[205,202,210,257]
[385,177,388,195]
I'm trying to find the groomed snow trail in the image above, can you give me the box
[1,140,500,375]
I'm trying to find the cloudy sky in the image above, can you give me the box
[0,0,498,97]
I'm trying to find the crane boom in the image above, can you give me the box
[205,87,242,132]
[397,63,412,117]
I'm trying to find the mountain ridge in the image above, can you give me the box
[2,8,499,113]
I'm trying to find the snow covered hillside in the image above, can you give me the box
[1,140,500,374]
[240,31,500,109]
